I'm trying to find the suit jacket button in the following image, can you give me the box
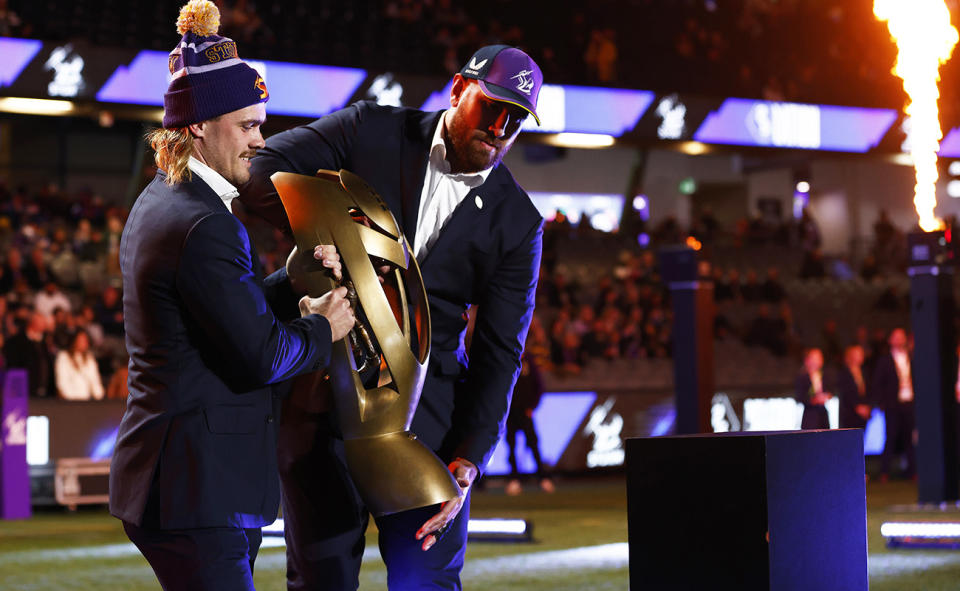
[267,415,274,423]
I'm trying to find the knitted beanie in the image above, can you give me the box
[162,0,268,128]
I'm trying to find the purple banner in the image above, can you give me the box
[97,49,367,118]
[694,98,898,153]
[1,369,31,519]
[0,38,42,87]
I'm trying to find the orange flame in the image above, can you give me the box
[875,0,958,232]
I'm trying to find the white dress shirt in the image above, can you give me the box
[413,112,493,261]
[893,349,913,402]
[188,156,239,213]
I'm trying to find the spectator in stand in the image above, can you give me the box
[54,330,104,400]
[744,303,786,356]
[51,306,75,351]
[875,285,903,311]
[713,267,733,302]
[761,267,786,303]
[552,330,587,375]
[95,285,124,337]
[620,306,645,357]
[740,269,763,302]
[795,347,832,430]
[820,319,842,368]
[35,280,72,320]
[106,355,129,400]
[1,247,24,292]
[797,207,822,253]
[584,28,618,83]
[504,351,554,496]
[860,254,880,281]
[873,209,895,248]
[73,218,104,262]
[24,247,54,289]
[873,328,915,481]
[3,311,55,397]
[837,344,872,430]
[799,248,826,279]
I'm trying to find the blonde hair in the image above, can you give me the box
[147,127,194,185]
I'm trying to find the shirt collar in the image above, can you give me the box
[430,112,493,188]
[188,156,239,211]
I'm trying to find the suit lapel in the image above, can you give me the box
[399,111,443,245]
[418,169,507,268]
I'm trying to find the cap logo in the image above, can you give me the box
[255,75,268,100]
[511,69,535,95]
[466,57,487,74]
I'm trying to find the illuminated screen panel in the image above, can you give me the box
[0,38,43,87]
[527,192,625,232]
[97,50,367,118]
[939,127,960,158]
[694,98,898,153]
[421,84,653,136]
[485,391,597,476]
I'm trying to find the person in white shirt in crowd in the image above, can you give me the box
[55,330,104,400]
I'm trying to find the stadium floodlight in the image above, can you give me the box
[263,517,534,542]
[542,132,616,149]
[0,97,75,115]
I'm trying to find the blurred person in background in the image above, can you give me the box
[873,327,915,481]
[35,280,71,321]
[795,347,832,430]
[3,311,54,397]
[837,345,872,430]
[505,351,554,496]
[54,330,103,400]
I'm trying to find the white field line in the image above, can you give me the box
[2,540,958,581]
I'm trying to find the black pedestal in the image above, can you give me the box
[908,256,959,504]
[659,246,714,434]
[626,430,867,591]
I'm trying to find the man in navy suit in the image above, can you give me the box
[109,3,355,589]
[873,327,916,480]
[241,45,544,590]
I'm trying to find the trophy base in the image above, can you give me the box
[344,431,462,516]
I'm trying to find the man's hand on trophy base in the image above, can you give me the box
[415,457,478,551]
[299,287,355,341]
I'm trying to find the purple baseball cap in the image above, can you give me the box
[460,45,543,126]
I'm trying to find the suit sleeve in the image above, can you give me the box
[452,218,544,470]
[794,374,810,404]
[176,212,332,387]
[240,102,366,232]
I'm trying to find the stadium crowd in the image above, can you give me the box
[0,171,923,403]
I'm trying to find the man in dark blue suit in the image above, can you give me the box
[241,45,544,590]
[109,3,355,589]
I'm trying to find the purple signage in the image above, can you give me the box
[1,369,31,519]
[97,50,367,118]
[0,38,42,87]
[421,84,654,136]
[486,391,597,475]
[939,127,960,158]
[694,98,898,153]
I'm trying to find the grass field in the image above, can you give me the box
[1,477,959,590]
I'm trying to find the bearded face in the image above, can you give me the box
[443,77,527,174]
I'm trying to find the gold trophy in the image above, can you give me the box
[271,169,461,516]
